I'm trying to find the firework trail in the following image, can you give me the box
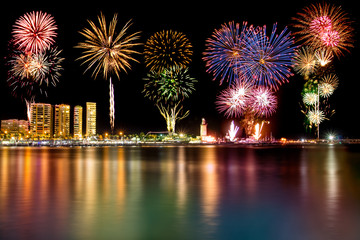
[237,24,296,90]
[76,12,141,130]
[203,22,248,85]
[144,30,192,73]
[109,78,115,131]
[12,11,57,54]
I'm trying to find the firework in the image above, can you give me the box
[8,47,64,87]
[12,11,57,54]
[228,120,239,142]
[314,48,333,66]
[76,12,141,79]
[319,74,339,97]
[215,82,253,118]
[109,78,115,131]
[249,87,277,117]
[9,52,33,80]
[237,24,295,90]
[292,2,354,57]
[321,74,339,89]
[144,30,192,73]
[302,92,318,105]
[307,109,325,125]
[319,83,335,98]
[293,46,318,77]
[203,22,248,85]
[143,66,197,103]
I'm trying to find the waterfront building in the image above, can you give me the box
[86,102,96,137]
[74,105,83,139]
[54,104,70,139]
[200,118,207,137]
[30,103,53,140]
[1,119,29,139]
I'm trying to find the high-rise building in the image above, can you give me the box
[73,105,83,139]
[54,104,70,139]
[30,103,53,139]
[86,102,96,137]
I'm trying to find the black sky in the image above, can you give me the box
[0,0,359,139]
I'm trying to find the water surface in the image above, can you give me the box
[1,145,360,239]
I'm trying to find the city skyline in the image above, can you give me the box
[0,0,359,139]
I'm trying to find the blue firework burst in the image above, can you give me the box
[203,21,249,85]
[237,24,296,90]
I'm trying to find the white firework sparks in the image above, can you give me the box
[303,92,318,105]
[307,110,325,125]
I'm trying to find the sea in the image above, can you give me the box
[1,144,360,240]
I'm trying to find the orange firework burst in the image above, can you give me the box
[144,30,193,73]
[292,2,354,57]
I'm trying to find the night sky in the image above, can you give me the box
[0,0,359,139]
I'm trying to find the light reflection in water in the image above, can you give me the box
[201,146,219,232]
[0,145,360,240]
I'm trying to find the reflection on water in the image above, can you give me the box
[1,145,360,240]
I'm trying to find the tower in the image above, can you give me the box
[200,118,207,137]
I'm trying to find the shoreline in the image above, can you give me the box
[1,139,360,147]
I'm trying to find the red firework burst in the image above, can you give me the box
[12,11,57,54]
[292,2,354,57]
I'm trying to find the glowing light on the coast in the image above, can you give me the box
[253,123,261,141]
[12,11,57,54]
[144,30,192,73]
[228,120,239,142]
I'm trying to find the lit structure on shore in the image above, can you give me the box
[228,121,239,142]
[74,106,83,140]
[30,103,53,140]
[1,119,29,139]
[54,104,70,139]
[86,102,96,138]
[200,118,207,139]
